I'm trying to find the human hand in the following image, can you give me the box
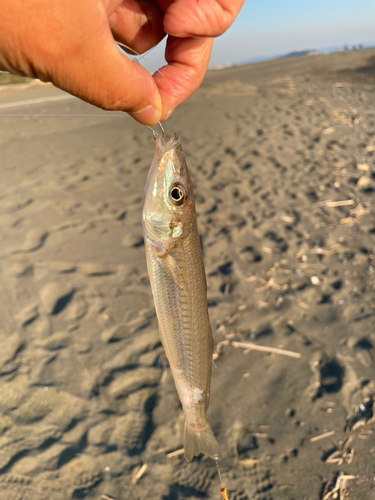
[0,0,245,125]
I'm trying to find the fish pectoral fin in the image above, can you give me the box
[165,253,184,288]
[184,422,221,462]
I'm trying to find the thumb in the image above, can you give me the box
[51,29,163,125]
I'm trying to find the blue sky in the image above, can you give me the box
[140,0,375,70]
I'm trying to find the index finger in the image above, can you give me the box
[154,35,213,120]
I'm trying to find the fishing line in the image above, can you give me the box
[215,458,229,499]
[0,113,166,138]
[0,113,128,117]
[0,42,166,120]
[215,458,223,485]
[116,42,166,80]
[147,121,165,138]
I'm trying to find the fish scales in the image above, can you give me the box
[142,133,220,461]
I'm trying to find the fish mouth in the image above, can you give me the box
[143,132,188,222]
[145,133,184,184]
[147,133,181,183]
[158,133,181,155]
[143,134,176,201]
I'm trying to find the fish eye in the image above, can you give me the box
[169,184,186,206]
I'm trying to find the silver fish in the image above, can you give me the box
[142,133,220,462]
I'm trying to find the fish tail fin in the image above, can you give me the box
[184,422,221,462]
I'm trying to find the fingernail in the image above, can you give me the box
[128,105,160,125]
[165,109,174,119]
[168,32,189,37]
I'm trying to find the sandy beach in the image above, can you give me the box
[1,48,375,499]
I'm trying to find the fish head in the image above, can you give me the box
[142,133,195,249]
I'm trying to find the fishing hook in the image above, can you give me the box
[147,121,165,139]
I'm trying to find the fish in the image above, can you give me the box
[142,132,220,462]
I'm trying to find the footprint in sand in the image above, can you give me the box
[108,367,160,399]
[12,228,49,254]
[35,332,70,351]
[12,442,69,475]
[61,454,102,496]
[225,461,275,500]
[306,352,345,401]
[0,332,24,375]
[171,459,216,496]
[16,302,39,327]
[88,418,115,449]
[78,262,115,276]
[110,411,149,454]
[39,282,75,315]
[0,474,66,500]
